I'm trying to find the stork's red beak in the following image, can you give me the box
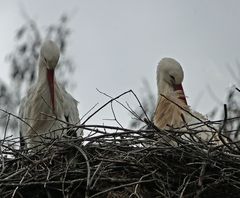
[47,69,55,112]
[174,84,188,105]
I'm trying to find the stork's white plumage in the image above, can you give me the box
[19,40,82,149]
[153,58,219,144]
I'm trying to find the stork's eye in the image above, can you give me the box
[170,75,175,81]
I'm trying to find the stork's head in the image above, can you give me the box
[40,40,60,69]
[157,57,187,105]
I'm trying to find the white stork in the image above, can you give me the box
[19,40,82,149]
[153,57,220,144]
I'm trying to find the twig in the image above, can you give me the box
[82,90,132,125]
[67,143,90,198]
[11,169,29,198]
[90,179,156,198]
[160,94,216,131]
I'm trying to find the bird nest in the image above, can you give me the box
[1,90,240,198]
[1,122,240,198]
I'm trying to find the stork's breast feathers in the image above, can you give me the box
[154,90,189,129]
[153,90,223,145]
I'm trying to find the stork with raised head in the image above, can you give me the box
[153,57,220,144]
[19,40,82,149]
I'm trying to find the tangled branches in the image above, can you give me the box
[1,90,240,198]
[0,123,240,198]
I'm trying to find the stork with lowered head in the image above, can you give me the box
[19,40,82,149]
[153,58,220,144]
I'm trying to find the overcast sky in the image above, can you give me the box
[0,0,240,127]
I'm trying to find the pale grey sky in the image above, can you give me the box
[0,0,240,127]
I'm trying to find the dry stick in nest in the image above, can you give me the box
[96,89,151,126]
[11,169,29,198]
[127,89,152,124]
[82,90,132,125]
[42,124,135,143]
[0,109,39,139]
[67,143,91,198]
[1,144,34,164]
[90,179,157,198]
[89,161,103,191]
[129,170,157,197]
[110,102,123,128]
[81,123,185,146]
[80,103,99,122]
[96,89,126,128]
